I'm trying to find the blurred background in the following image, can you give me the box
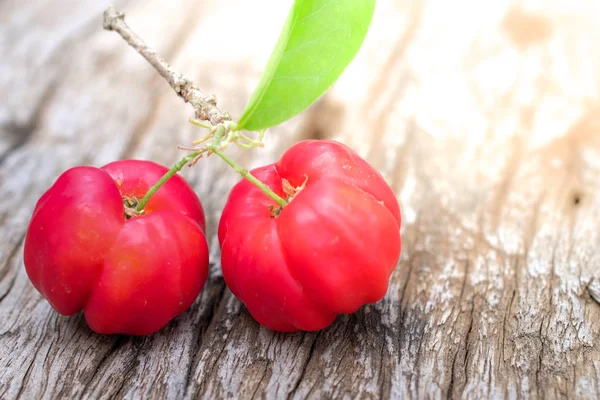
[1,0,599,242]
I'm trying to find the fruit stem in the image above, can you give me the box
[208,145,287,207]
[136,151,202,212]
[136,125,284,212]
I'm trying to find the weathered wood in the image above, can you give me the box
[328,1,600,398]
[1,0,599,399]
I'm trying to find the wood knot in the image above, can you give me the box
[572,191,583,206]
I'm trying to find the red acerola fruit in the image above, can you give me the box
[218,140,401,332]
[23,160,209,336]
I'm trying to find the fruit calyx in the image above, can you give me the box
[268,175,308,218]
[123,196,144,219]
[282,175,308,201]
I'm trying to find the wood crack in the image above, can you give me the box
[447,256,472,396]
[82,335,128,390]
[536,317,546,398]
[288,332,319,399]
[535,233,560,397]
[502,288,517,364]
[462,297,476,392]
[447,347,461,398]
[183,279,227,398]
[377,332,387,399]
[14,344,42,399]
[38,342,55,397]
[250,362,270,400]
[411,321,427,397]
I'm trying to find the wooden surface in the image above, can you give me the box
[1,0,600,398]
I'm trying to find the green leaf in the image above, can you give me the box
[236,0,376,131]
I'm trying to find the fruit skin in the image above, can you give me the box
[23,160,209,336]
[218,140,401,332]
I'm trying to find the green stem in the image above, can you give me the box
[135,124,280,214]
[209,146,287,207]
[136,151,201,212]
[189,118,213,130]
[211,124,227,145]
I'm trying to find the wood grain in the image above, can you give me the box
[1,0,599,399]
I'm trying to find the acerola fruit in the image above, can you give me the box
[218,140,401,332]
[23,160,209,336]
